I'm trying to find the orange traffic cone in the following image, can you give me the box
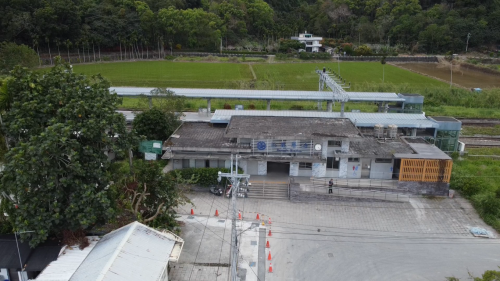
[191,209,194,215]
[256,213,260,220]
[268,251,272,260]
[266,240,270,248]
[238,211,242,220]
[268,217,272,224]
[215,209,219,216]
[268,229,272,236]
[269,263,273,273]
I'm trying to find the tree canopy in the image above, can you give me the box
[0,0,498,55]
[0,59,130,246]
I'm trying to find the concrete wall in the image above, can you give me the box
[239,160,248,174]
[339,158,348,178]
[257,161,267,175]
[370,159,394,179]
[247,161,258,175]
[209,160,218,168]
[297,168,312,177]
[195,159,205,168]
[189,159,196,168]
[289,162,299,176]
[397,181,449,196]
[324,169,340,178]
[173,159,182,170]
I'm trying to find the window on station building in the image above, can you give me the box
[299,162,312,170]
[328,140,341,147]
[375,158,392,163]
[182,159,190,168]
[326,157,340,169]
[348,157,359,162]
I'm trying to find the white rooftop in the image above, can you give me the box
[210,110,439,128]
[35,237,101,281]
[69,221,179,281]
[110,87,404,102]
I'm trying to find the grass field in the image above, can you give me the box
[72,61,253,88]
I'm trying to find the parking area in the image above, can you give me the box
[169,191,500,281]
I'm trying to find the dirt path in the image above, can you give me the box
[248,64,257,79]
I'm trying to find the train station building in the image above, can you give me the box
[162,110,459,195]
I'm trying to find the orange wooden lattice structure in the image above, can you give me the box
[399,159,453,183]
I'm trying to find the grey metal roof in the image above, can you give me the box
[394,143,451,160]
[211,110,439,128]
[110,87,404,102]
[70,222,176,281]
[225,116,362,139]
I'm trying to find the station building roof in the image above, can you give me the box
[211,110,439,128]
[225,116,362,140]
[165,122,250,152]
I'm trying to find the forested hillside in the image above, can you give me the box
[0,0,499,54]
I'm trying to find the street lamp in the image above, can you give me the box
[15,230,35,281]
[466,33,471,53]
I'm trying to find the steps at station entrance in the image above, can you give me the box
[246,181,289,200]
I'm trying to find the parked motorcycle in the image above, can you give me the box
[209,185,223,196]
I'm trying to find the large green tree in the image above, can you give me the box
[0,59,130,246]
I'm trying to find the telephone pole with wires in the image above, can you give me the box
[218,154,250,281]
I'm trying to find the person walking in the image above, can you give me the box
[328,179,333,194]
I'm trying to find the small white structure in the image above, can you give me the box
[34,221,184,281]
[291,31,322,52]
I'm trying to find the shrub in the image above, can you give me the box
[278,39,305,53]
[164,55,175,60]
[167,167,243,186]
[102,56,111,61]
[275,53,293,60]
[450,176,485,197]
[298,52,331,60]
[0,42,39,73]
[206,55,218,61]
[248,104,256,109]
[355,45,373,56]
[223,103,232,109]
[228,56,239,63]
[175,44,182,50]
[290,104,304,110]
[471,192,500,217]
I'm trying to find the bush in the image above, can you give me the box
[450,176,485,197]
[298,52,332,60]
[278,39,305,53]
[175,44,182,50]
[222,51,267,55]
[471,192,500,217]
[223,103,232,109]
[0,42,39,73]
[228,56,239,63]
[275,53,294,60]
[248,104,256,109]
[290,104,304,110]
[167,167,243,186]
[355,45,373,56]
[206,55,218,61]
[164,55,175,60]
[102,56,111,61]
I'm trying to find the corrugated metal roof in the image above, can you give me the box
[35,237,100,281]
[210,110,439,128]
[69,221,176,281]
[110,87,404,102]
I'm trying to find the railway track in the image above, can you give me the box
[457,118,500,126]
[459,136,500,147]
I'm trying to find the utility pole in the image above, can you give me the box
[466,33,471,53]
[218,154,250,281]
[15,230,35,281]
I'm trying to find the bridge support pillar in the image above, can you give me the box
[207,98,211,114]
[317,101,322,110]
[412,128,417,136]
[148,97,153,109]
[340,102,345,117]
[327,101,333,112]
[267,99,271,110]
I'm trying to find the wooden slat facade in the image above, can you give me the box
[399,159,453,183]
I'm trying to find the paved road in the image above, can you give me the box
[170,192,500,281]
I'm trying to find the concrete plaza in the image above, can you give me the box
[169,191,500,281]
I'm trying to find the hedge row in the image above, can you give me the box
[167,167,243,186]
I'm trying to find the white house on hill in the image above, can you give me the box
[291,31,323,52]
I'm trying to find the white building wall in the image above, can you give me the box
[321,141,328,159]
[225,160,231,169]
[257,161,267,175]
[173,159,182,170]
[370,159,394,179]
[312,162,326,177]
[339,158,348,178]
[324,169,340,178]
[289,162,299,176]
[347,160,362,179]
[239,160,248,174]
[297,169,312,177]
